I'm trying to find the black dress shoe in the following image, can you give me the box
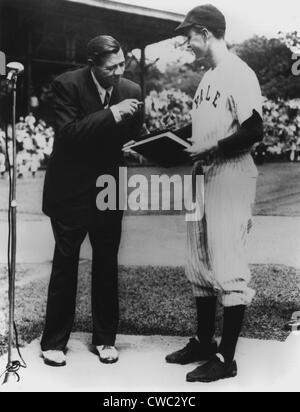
[165,338,217,365]
[186,355,237,383]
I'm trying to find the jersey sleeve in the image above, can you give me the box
[231,65,263,125]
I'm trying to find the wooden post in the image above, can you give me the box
[140,46,146,122]
[26,25,33,114]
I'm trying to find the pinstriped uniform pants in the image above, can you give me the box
[185,153,258,307]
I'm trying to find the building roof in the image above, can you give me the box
[64,0,184,48]
[67,0,183,23]
[0,0,185,64]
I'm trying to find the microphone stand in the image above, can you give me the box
[2,71,19,385]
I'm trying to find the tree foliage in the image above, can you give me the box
[234,35,300,99]
[159,62,204,97]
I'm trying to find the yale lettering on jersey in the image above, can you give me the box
[194,84,221,109]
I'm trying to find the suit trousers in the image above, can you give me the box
[40,210,123,351]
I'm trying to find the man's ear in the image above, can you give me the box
[87,58,94,67]
[202,28,210,41]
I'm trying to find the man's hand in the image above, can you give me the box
[185,138,219,162]
[113,99,142,120]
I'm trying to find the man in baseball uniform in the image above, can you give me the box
[165,5,263,382]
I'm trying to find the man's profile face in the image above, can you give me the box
[186,27,209,59]
[92,49,126,88]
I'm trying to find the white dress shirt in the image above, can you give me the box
[90,70,122,123]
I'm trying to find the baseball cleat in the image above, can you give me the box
[186,355,237,383]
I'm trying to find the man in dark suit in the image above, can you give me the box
[41,35,142,367]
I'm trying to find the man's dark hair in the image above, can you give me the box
[193,25,225,40]
[87,35,121,65]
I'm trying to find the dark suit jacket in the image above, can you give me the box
[42,66,142,225]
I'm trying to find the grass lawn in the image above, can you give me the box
[1,263,299,356]
[0,163,300,219]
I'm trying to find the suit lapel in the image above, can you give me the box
[110,84,121,106]
[82,67,104,112]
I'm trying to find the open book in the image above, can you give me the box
[123,126,192,167]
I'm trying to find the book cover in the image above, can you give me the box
[123,126,192,167]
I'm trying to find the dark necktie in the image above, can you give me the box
[103,91,110,108]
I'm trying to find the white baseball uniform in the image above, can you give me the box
[186,52,262,307]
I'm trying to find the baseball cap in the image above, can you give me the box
[175,4,226,34]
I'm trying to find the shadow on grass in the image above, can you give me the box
[1,264,299,356]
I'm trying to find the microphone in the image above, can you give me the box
[6,62,24,81]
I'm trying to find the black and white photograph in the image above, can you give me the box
[0,0,300,394]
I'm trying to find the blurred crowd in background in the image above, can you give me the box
[0,90,300,176]
[0,113,54,178]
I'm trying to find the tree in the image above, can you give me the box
[234,36,300,99]
[125,53,164,94]
[160,62,203,97]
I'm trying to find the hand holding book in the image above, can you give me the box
[184,138,219,164]
[123,125,192,167]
